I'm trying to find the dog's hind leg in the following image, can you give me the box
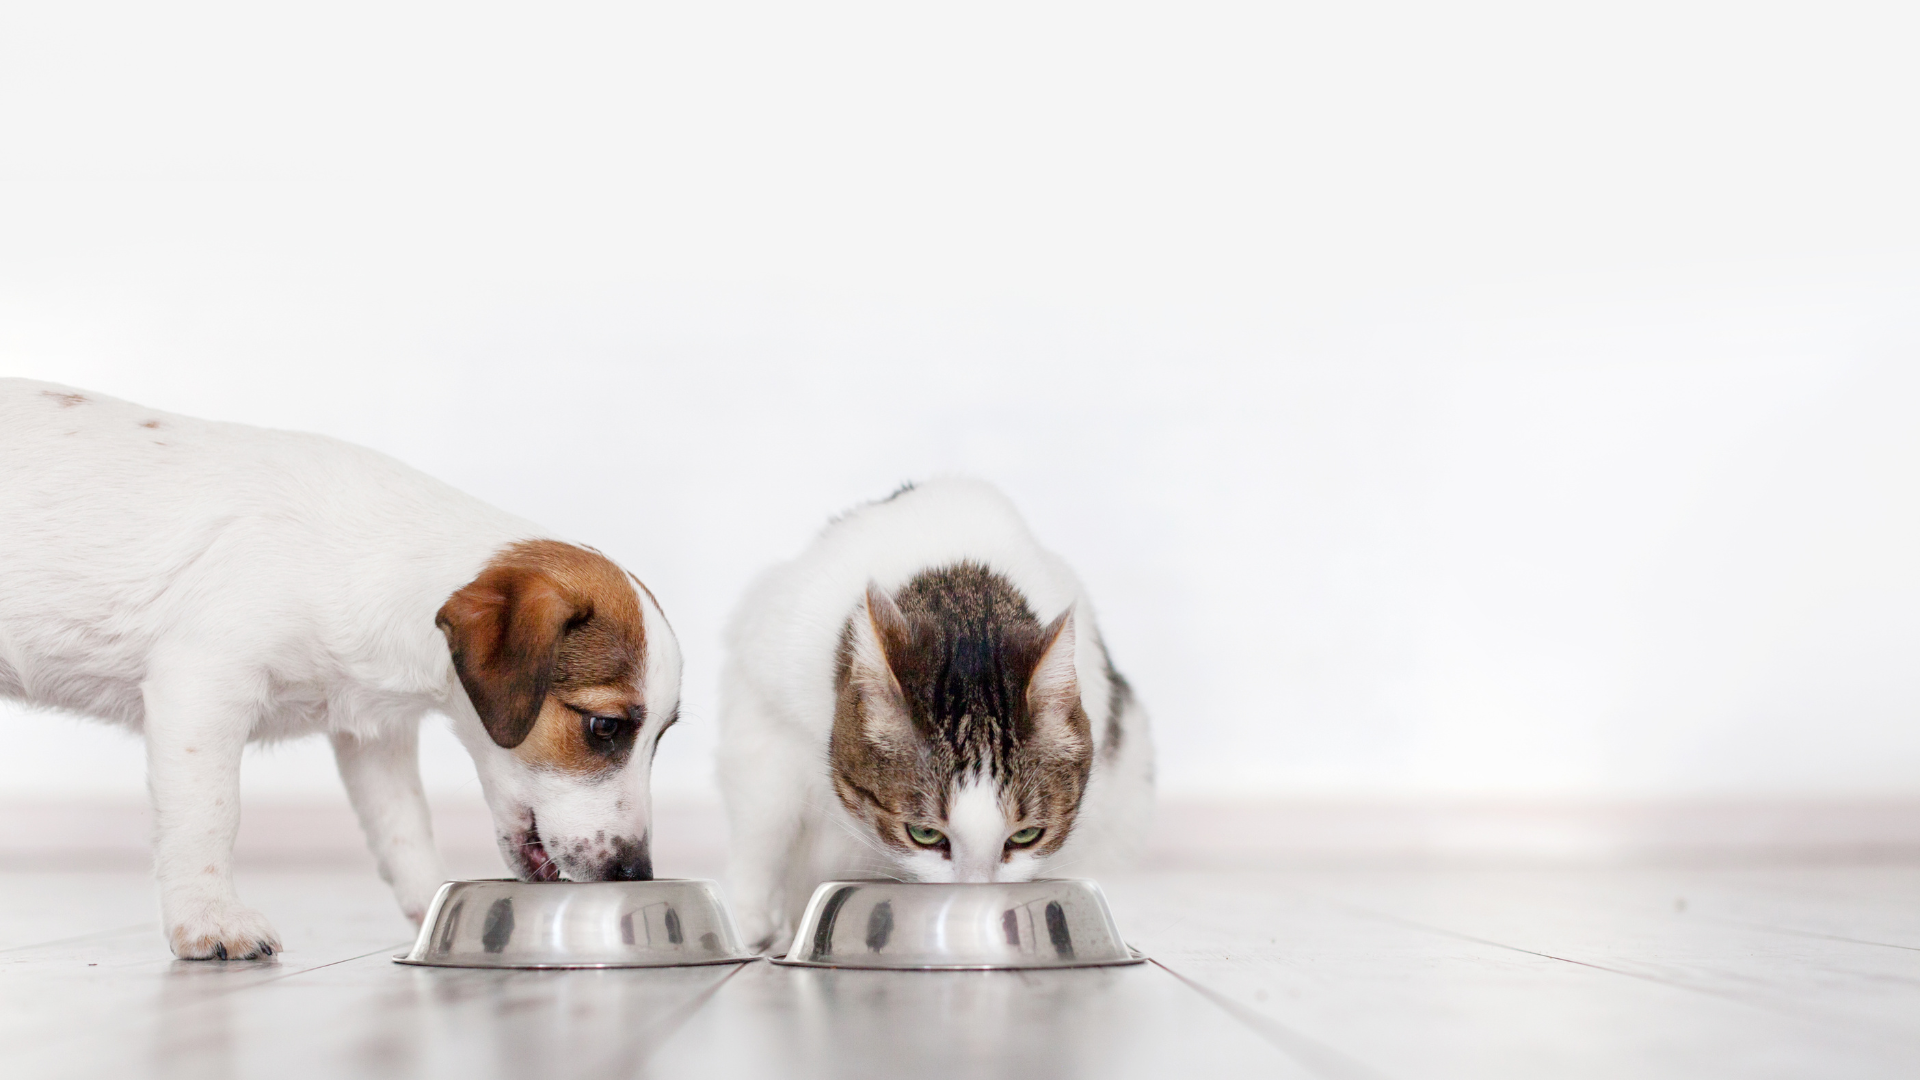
[332,717,446,925]
[142,668,281,961]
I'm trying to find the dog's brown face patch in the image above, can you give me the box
[437,540,651,772]
[513,694,645,774]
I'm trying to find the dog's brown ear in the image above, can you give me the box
[437,560,585,749]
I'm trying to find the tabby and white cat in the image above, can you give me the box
[718,478,1154,951]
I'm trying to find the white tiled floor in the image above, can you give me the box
[2,857,1916,1079]
[1113,866,1920,1079]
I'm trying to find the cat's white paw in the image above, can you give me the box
[748,929,796,955]
[737,905,795,955]
[738,912,773,952]
[167,901,282,961]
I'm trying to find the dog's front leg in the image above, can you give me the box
[143,673,281,960]
[332,721,446,925]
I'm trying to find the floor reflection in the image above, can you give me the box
[146,957,279,1080]
[344,964,744,1079]
[790,967,1137,1077]
[644,962,1160,1079]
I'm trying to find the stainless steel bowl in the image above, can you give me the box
[772,879,1144,970]
[395,879,757,969]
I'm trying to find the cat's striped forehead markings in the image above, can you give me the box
[872,561,1049,776]
[828,560,1094,871]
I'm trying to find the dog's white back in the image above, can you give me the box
[0,382,533,734]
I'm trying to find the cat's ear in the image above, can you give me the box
[849,581,910,695]
[1027,607,1091,756]
[848,582,917,748]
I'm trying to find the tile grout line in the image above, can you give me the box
[133,941,417,1011]
[0,922,154,955]
[621,959,759,1079]
[1697,915,1920,953]
[240,941,416,986]
[0,941,417,1063]
[1148,958,1396,1080]
[1329,900,1920,1050]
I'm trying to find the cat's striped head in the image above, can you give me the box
[828,563,1092,882]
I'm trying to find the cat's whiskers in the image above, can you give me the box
[799,787,907,876]
[823,803,903,867]
[1034,848,1098,878]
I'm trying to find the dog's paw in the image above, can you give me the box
[391,880,444,927]
[168,903,282,961]
[399,897,435,928]
[378,853,448,928]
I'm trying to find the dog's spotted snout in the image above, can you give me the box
[603,834,652,881]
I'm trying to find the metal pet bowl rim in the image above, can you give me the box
[770,877,1148,971]
[394,876,760,970]
[766,948,1147,971]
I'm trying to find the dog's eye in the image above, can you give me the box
[1007,826,1043,847]
[585,715,623,741]
[906,824,945,847]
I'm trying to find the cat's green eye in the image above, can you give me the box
[906,824,946,847]
[1007,826,1044,846]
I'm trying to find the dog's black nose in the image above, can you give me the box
[606,834,652,881]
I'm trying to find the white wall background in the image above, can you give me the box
[2,1,1917,804]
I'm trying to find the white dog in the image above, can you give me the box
[719,479,1153,951]
[0,380,681,959]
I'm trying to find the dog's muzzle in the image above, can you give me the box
[599,834,652,881]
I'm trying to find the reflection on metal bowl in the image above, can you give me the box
[772,880,1145,970]
[395,879,756,969]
